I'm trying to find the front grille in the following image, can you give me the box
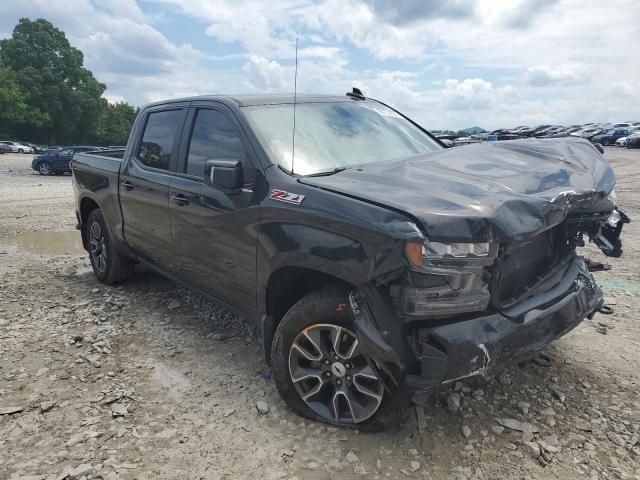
[493,224,573,307]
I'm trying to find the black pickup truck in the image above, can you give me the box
[72,92,628,428]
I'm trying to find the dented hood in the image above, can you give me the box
[300,137,616,242]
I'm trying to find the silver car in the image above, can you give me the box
[0,141,34,153]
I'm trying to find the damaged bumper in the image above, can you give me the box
[351,256,603,394]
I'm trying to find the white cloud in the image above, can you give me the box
[525,64,591,87]
[1,0,639,128]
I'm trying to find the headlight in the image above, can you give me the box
[405,240,496,268]
[423,240,491,258]
[402,239,498,317]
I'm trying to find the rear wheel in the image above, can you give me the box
[38,162,52,175]
[18,148,24,154]
[86,209,134,284]
[271,286,391,428]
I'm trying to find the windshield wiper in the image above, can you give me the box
[304,166,348,177]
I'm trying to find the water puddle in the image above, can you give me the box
[0,230,85,255]
[598,278,640,295]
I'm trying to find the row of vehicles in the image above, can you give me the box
[0,140,39,154]
[441,121,640,148]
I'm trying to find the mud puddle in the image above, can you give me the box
[0,230,84,255]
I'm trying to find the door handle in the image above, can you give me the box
[121,181,135,191]
[170,194,190,206]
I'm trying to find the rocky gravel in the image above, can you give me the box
[1,150,639,479]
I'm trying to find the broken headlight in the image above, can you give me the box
[402,240,498,317]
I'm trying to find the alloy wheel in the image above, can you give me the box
[89,221,107,273]
[288,323,383,424]
[39,163,51,175]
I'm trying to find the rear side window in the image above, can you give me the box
[138,109,183,170]
[186,109,247,178]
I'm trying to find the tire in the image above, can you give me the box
[602,139,610,146]
[271,285,395,429]
[86,209,134,284]
[38,162,52,175]
[18,148,24,154]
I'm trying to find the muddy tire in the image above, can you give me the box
[271,285,395,430]
[86,209,134,284]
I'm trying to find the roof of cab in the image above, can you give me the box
[144,94,357,109]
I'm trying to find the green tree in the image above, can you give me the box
[0,66,48,137]
[0,18,106,144]
[92,101,137,146]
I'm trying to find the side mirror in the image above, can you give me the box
[204,159,244,193]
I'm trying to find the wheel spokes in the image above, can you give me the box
[291,333,323,362]
[90,222,102,241]
[330,386,369,423]
[327,325,359,360]
[288,323,384,425]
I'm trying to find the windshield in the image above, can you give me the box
[245,101,442,175]
[58,148,73,156]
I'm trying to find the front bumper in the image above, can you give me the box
[352,256,602,394]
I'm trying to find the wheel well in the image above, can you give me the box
[80,198,100,226]
[266,267,352,329]
[79,198,100,247]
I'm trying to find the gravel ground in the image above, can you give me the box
[0,149,639,480]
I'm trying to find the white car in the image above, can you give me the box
[615,136,628,146]
[0,141,34,153]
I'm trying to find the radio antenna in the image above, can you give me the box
[291,37,299,175]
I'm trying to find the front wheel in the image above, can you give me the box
[602,139,610,146]
[86,209,134,284]
[38,162,52,175]
[271,286,391,428]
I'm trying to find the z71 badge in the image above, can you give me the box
[269,189,305,205]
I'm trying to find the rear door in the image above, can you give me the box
[168,104,260,313]
[119,104,188,269]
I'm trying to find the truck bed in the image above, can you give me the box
[71,149,126,251]
[73,149,125,171]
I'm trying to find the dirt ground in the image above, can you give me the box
[0,148,639,480]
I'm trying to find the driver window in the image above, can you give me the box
[186,109,253,182]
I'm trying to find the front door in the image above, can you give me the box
[53,148,74,170]
[168,105,260,314]
[119,105,188,269]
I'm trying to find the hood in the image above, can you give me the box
[300,137,616,242]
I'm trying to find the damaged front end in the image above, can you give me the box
[350,202,628,399]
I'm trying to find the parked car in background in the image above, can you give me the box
[45,146,63,154]
[591,129,631,146]
[625,132,640,148]
[615,136,629,147]
[24,143,46,153]
[0,141,34,153]
[0,143,12,154]
[32,146,102,175]
[571,127,604,138]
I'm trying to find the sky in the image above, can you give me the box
[0,0,638,130]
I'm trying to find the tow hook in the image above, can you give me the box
[585,258,611,272]
[597,305,614,315]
